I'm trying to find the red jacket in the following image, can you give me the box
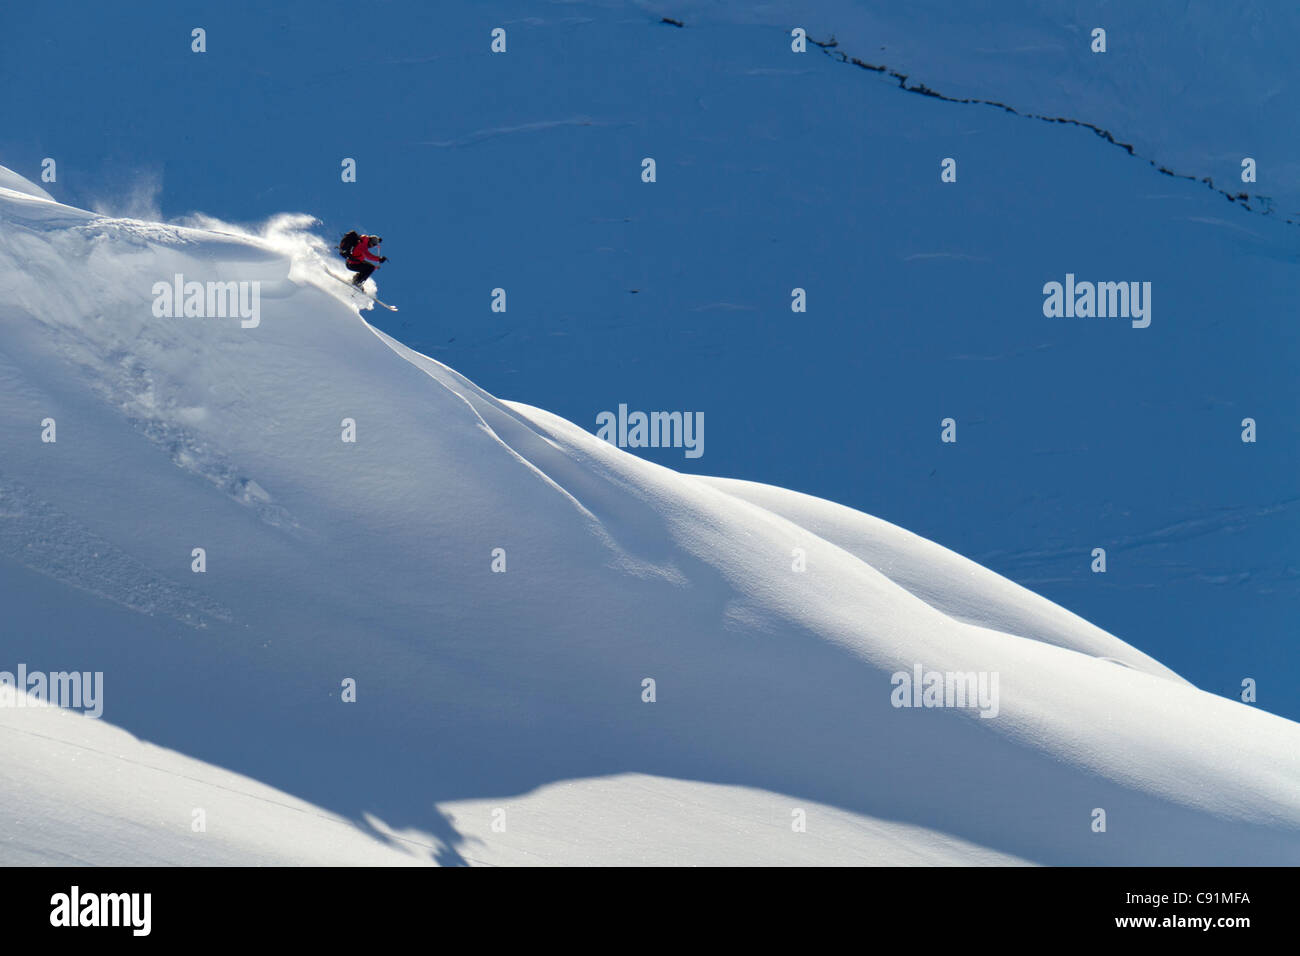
[349,236,382,264]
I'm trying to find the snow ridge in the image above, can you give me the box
[2,166,1298,866]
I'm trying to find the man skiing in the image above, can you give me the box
[339,231,386,286]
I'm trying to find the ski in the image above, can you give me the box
[323,271,398,311]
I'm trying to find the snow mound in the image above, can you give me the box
[1,167,1297,866]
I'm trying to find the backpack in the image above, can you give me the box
[339,231,361,259]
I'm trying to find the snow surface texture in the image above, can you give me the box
[1,167,1297,865]
[640,0,1300,216]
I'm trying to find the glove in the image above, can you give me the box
[379,256,388,263]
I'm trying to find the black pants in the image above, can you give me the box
[345,259,375,285]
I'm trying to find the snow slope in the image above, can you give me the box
[7,0,1296,719]
[642,0,1300,216]
[1,167,1298,866]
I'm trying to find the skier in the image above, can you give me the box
[339,231,386,286]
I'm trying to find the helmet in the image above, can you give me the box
[370,236,382,245]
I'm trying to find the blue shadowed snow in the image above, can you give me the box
[2,0,1296,726]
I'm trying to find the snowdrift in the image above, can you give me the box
[1,167,1297,866]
